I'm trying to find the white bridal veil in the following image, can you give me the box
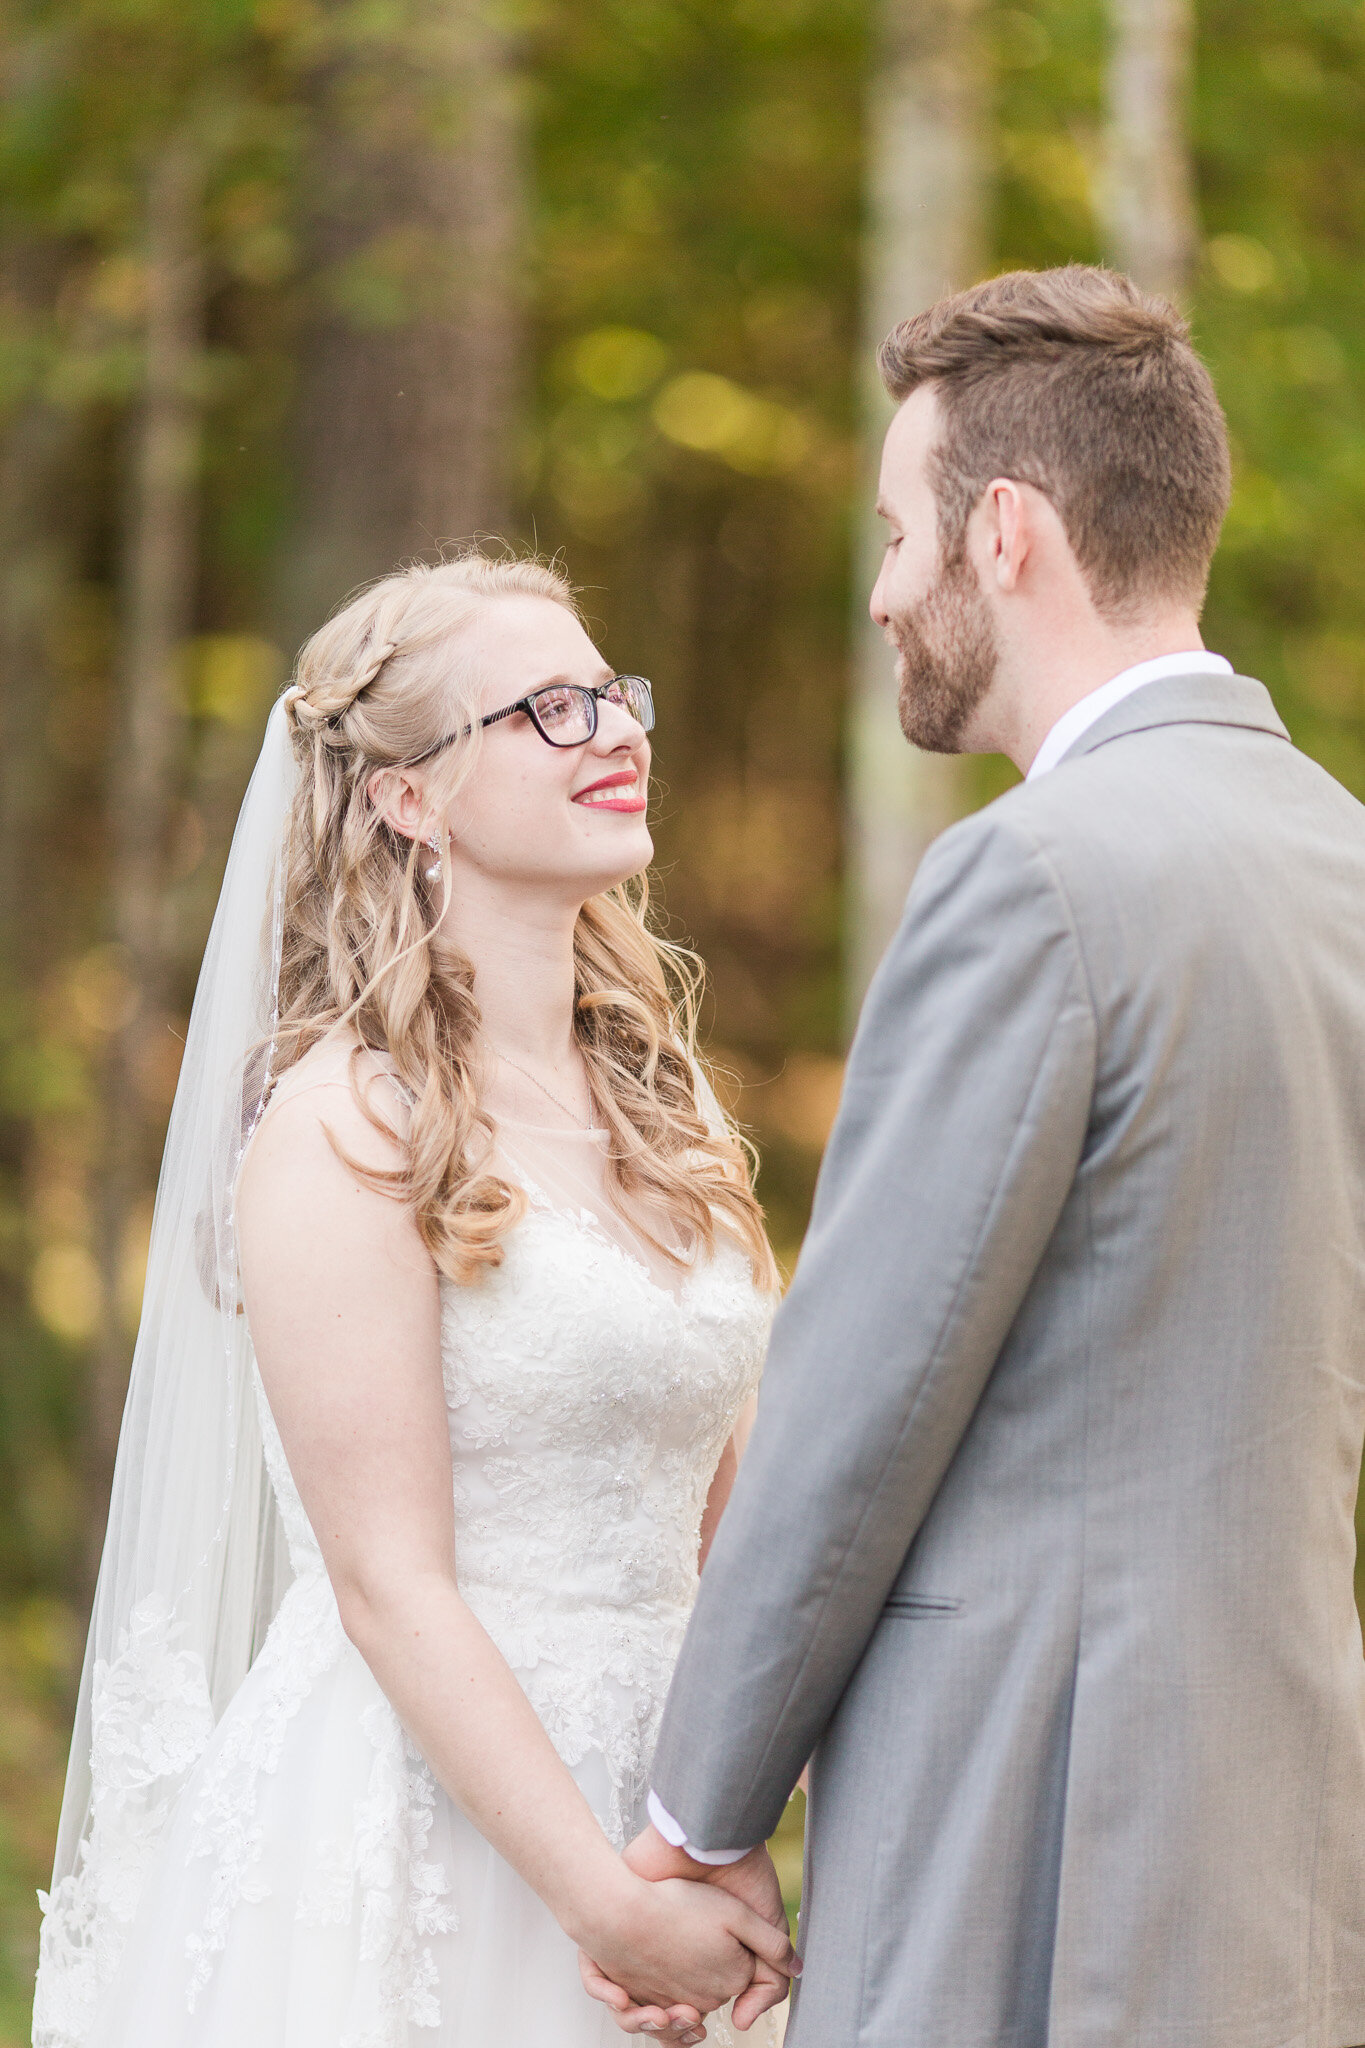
[33,698,300,2043]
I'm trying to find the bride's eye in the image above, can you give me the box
[534,687,580,732]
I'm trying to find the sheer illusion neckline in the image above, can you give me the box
[496,1153,704,1307]
[493,1115,609,1139]
[253,1048,708,1304]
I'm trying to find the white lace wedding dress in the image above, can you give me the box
[42,1078,781,2048]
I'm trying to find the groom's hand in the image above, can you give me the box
[618,1825,797,2032]
[576,1858,797,2038]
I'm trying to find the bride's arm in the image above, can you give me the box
[236,1081,794,2020]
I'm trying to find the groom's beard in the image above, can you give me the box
[890,545,999,754]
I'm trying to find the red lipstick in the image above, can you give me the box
[572,768,648,814]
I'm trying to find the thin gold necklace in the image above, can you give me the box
[493,1049,597,1133]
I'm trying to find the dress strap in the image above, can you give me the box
[241,1054,412,1184]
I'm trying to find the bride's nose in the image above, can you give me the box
[592,701,649,752]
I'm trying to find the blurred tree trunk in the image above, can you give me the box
[88,137,204,1591]
[0,253,76,1587]
[0,401,74,995]
[1103,0,1197,299]
[285,0,524,645]
[0,240,81,995]
[846,0,987,1022]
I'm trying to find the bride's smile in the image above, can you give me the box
[572,768,647,813]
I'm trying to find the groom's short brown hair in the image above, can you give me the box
[879,265,1231,618]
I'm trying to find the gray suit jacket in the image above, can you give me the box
[651,674,1365,2048]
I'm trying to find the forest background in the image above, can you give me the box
[0,0,1362,2035]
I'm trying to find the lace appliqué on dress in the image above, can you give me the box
[439,1199,769,1858]
[33,1596,217,2048]
[183,1573,347,2009]
[297,1698,457,2045]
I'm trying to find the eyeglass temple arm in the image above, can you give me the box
[409,695,557,763]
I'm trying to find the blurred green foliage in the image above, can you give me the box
[529,0,864,1081]
[0,0,1362,2035]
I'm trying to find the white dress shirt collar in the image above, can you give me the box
[1026,650,1234,782]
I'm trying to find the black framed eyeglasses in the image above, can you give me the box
[411,675,654,764]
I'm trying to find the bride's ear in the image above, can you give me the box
[366,765,426,844]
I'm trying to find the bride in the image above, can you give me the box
[32,551,797,2047]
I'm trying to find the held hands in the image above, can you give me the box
[623,1834,795,2036]
[578,1825,799,2043]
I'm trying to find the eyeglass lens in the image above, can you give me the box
[529,677,653,746]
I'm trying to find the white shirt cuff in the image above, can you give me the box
[646,1788,753,1866]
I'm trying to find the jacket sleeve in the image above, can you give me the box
[649,806,1098,1851]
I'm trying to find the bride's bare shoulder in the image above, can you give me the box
[237,1032,411,1219]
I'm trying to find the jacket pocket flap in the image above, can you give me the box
[882,1592,963,1617]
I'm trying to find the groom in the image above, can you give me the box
[588,263,1365,2046]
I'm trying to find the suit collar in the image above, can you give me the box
[1056,671,1289,769]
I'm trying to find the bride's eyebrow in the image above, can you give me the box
[508,671,614,701]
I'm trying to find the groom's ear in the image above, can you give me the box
[978,478,1028,593]
[974,476,1065,598]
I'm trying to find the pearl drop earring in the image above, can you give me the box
[424,832,442,883]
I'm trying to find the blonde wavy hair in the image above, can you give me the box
[273,548,778,1292]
